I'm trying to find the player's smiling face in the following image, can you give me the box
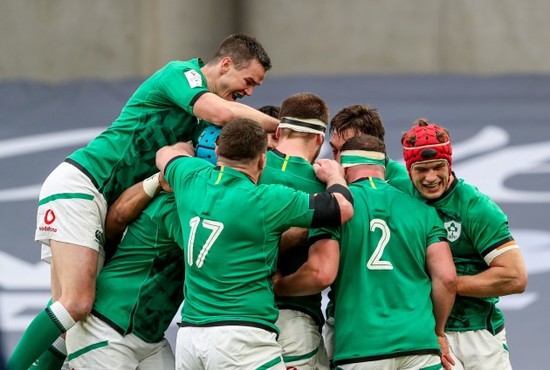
[218,58,265,101]
[410,159,450,199]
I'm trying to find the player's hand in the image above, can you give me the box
[159,172,173,193]
[438,334,455,370]
[173,141,195,157]
[272,271,282,286]
[313,158,345,184]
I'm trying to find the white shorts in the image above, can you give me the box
[276,309,329,370]
[446,328,512,370]
[175,325,285,370]
[66,313,174,370]
[336,354,441,370]
[35,162,107,262]
[323,315,335,363]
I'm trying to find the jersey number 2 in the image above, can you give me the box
[187,216,224,268]
[367,219,393,270]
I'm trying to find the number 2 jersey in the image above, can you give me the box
[315,177,447,364]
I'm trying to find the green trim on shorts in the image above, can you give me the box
[39,193,94,205]
[420,363,442,370]
[256,355,283,369]
[283,346,319,363]
[503,343,509,352]
[67,341,108,361]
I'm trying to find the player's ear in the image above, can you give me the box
[220,57,232,74]
[258,153,266,171]
[316,134,324,145]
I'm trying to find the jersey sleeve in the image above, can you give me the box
[425,206,447,246]
[308,225,340,244]
[466,194,515,264]
[155,193,184,248]
[260,184,315,231]
[164,156,206,192]
[158,61,209,114]
[385,159,414,195]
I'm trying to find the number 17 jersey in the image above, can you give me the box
[165,156,316,334]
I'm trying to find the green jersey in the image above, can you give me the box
[92,192,184,343]
[385,158,413,195]
[425,177,515,333]
[260,150,326,329]
[324,158,413,320]
[318,177,446,364]
[68,59,210,204]
[165,157,316,334]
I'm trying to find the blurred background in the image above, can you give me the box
[1,1,549,369]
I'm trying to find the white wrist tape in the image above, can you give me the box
[143,172,161,198]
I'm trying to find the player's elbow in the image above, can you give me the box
[209,108,234,125]
[104,211,127,240]
[501,261,528,294]
[441,272,458,295]
[313,267,337,291]
[338,197,354,224]
[314,273,334,292]
[156,147,169,172]
[510,269,528,294]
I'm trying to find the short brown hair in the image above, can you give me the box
[258,105,280,119]
[342,134,386,155]
[217,119,267,161]
[211,34,272,71]
[279,92,330,124]
[329,104,385,141]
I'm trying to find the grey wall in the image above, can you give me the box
[1,0,549,81]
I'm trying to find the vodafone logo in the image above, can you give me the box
[44,209,56,225]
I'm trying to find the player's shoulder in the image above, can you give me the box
[445,178,494,211]
[168,156,213,175]
[256,181,305,198]
[385,183,437,214]
[155,59,203,84]
[164,58,199,70]
[453,179,506,221]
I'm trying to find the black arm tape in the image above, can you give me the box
[165,155,191,172]
[310,193,341,228]
[307,233,334,247]
[326,184,354,206]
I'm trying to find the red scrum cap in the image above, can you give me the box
[401,119,452,176]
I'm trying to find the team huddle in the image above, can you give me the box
[8,34,527,370]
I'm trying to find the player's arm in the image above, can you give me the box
[105,172,169,243]
[279,227,309,254]
[193,92,279,133]
[274,238,339,296]
[156,141,195,174]
[311,158,354,226]
[425,240,457,370]
[457,246,527,297]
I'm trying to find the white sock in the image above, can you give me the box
[49,301,76,332]
[52,336,67,356]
